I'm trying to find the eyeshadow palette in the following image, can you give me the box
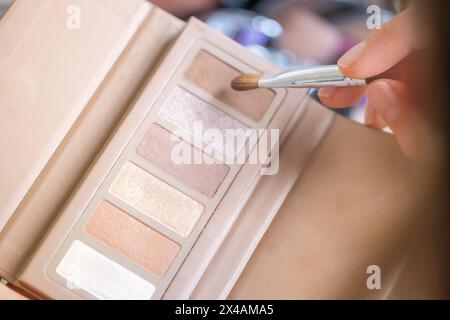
[16,18,306,299]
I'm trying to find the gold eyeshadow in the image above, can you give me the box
[110,162,204,237]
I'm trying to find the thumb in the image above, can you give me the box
[338,9,419,78]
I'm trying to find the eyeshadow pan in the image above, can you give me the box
[85,201,180,277]
[159,86,249,158]
[57,240,155,300]
[137,124,229,198]
[185,50,274,121]
[110,162,204,237]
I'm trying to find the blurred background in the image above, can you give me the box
[0,0,405,123]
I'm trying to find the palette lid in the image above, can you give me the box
[0,0,151,231]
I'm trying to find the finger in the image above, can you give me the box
[365,104,387,129]
[367,79,434,164]
[318,86,366,108]
[338,9,419,78]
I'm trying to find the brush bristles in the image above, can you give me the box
[231,74,261,91]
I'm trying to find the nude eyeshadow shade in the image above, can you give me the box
[85,201,180,277]
[185,50,275,121]
[136,124,229,198]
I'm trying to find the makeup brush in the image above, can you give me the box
[230,56,413,91]
[231,65,378,91]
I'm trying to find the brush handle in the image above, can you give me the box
[259,65,366,88]
[258,52,418,89]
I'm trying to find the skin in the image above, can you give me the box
[318,9,443,166]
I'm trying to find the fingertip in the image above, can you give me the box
[318,87,337,99]
[337,41,366,70]
[319,86,366,109]
[318,95,333,108]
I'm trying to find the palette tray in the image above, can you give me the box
[18,18,306,299]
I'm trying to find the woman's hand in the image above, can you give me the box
[318,9,440,166]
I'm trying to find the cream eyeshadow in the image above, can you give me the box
[110,162,204,237]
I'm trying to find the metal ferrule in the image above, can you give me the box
[258,65,367,89]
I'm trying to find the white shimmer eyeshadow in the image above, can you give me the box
[56,240,155,300]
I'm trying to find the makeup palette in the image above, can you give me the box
[1,0,414,301]
[10,17,306,299]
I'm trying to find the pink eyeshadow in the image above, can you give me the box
[136,124,229,198]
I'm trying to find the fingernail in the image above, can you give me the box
[375,81,399,121]
[338,42,366,69]
[318,87,337,99]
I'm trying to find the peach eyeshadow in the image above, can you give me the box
[85,201,180,277]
